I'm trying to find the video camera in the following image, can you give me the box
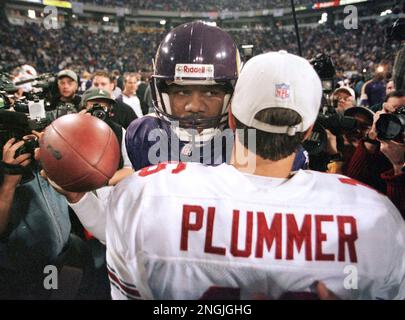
[304,54,364,156]
[0,73,76,183]
[309,53,336,94]
[376,105,405,141]
[0,110,41,183]
[13,72,57,101]
[1,71,76,127]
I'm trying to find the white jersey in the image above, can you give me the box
[104,162,405,300]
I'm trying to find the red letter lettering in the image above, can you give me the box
[230,210,253,258]
[315,215,335,261]
[255,212,282,259]
[180,205,204,251]
[337,216,358,263]
[204,207,226,255]
[171,162,187,174]
[139,163,167,177]
[286,214,312,261]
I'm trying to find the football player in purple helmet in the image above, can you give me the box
[126,21,308,171]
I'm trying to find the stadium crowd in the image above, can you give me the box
[0,19,400,79]
[1,14,404,301]
[80,0,326,12]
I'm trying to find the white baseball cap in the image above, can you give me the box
[231,50,322,136]
[58,69,78,83]
[333,86,355,99]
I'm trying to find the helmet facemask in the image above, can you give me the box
[150,21,240,146]
[151,77,234,145]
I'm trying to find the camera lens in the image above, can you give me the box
[376,113,405,140]
[92,109,106,120]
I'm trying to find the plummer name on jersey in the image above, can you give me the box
[180,204,358,263]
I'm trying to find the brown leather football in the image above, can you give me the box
[39,113,120,192]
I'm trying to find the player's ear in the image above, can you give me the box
[228,105,237,131]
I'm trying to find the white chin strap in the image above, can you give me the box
[173,126,223,144]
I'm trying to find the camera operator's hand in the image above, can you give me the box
[364,110,385,153]
[379,139,405,176]
[1,138,32,187]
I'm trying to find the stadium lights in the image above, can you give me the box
[380,9,392,16]
[376,65,385,73]
[28,9,36,19]
[160,20,166,25]
[103,16,109,22]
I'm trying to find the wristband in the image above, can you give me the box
[0,161,27,175]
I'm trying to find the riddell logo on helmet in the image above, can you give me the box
[183,65,205,73]
[175,64,214,79]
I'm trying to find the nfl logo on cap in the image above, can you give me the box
[275,83,290,99]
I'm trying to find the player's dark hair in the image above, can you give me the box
[234,108,307,161]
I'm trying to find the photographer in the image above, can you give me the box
[80,87,133,185]
[0,111,72,298]
[346,90,405,217]
[91,70,137,129]
[49,69,81,111]
[42,89,134,299]
[332,86,356,114]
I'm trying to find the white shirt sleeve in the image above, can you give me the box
[121,128,132,168]
[68,186,114,244]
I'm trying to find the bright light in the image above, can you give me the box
[362,68,367,73]
[72,14,76,19]
[28,10,36,19]
[380,9,392,16]
[160,19,166,25]
[242,45,254,49]
[376,65,385,73]
[318,12,328,24]
[205,21,217,27]
[103,16,109,22]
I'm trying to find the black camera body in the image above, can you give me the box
[87,104,110,121]
[303,110,358,156]
[310,53,336,94]
[14,138,39,158]
[376,106,405,141]
[0,110,42,183]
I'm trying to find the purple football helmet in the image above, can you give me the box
[151,21,241,144]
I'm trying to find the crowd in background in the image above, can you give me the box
[80,0,325,11]
[0,18,400,80]
[1,9,404,299]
